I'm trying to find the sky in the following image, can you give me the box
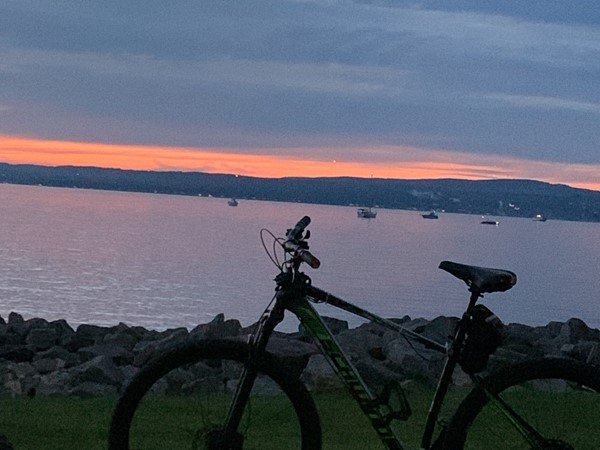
[1,1,599,190]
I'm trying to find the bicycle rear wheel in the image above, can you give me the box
[441,357,600,449]
[109,339,321,450]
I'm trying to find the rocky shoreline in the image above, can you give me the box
[1,312,599,397]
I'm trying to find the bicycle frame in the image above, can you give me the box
[229,269,471,450]
[303,283,470,450]
[217,218,583,450]
[288,284,554,450]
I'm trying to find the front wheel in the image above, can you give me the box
[109,339,321,450]
[440,357,600,449]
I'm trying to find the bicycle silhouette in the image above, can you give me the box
[109,216,600,449]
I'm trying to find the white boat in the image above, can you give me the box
[533,214,547,222]
[357,207,377,219]
[227,198,239,207]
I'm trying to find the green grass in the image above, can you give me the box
[0,384,444,450]
[0,395,114,450]
[0,383,597,449]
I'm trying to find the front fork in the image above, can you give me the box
[218,278,294,448]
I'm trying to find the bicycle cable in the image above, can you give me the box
[402,333,435,362]
[260,228,285,270]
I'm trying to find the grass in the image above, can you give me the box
[0,395,114,450]
[0,384,448,450]
[0,383,597,449]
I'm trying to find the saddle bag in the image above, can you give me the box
[458,304,505,374]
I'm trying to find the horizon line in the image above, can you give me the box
[1,135,599,192]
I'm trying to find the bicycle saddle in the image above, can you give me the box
[439,261,517,293]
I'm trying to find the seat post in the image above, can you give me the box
[467,288,483,311]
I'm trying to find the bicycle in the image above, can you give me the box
[109,216,600,449]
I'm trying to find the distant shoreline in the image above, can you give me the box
[1,162,599,223]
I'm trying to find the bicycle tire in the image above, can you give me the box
[109,339,322,450]
[439,357,600,449]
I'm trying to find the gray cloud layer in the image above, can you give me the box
[1,1,599,164]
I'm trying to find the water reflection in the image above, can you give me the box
[0,184,598,331]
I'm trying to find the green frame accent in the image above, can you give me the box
[289,298,407,450]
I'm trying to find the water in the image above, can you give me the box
[0,184,598,332]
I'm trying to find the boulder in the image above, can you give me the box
[7,313,24,324]
[132,327,189,367]
[32,358,65,375]
[190,314,242,339]
[64,324,109,351]
[321,316,349,335]
[0,344,35,363]
[69,355,124,387]
[33,345,81,368]
[266,336,316,378]
[300,354,342,391]
[26,328,59,351]
[560,318,600,344]
[77,344,134,366]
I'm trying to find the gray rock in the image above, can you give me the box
[103,331,139,351]
[77,343,134,366]
[26,328,59,351]
[64,324,108,351]
[37,370,71,396]
[0,314,598,397]
[132,327,189,367]
[7,312,24,325]
[321,316,349,335]
[561,341,600,365]
[560,318,600,344]
[32,358,65,375]
[33,345,81,368]
[0,344,35,362]
[69,355,124,387]
[190,315,242,339]
[266,336,316,378]
[300,354,342,391]
[383,337,444,383]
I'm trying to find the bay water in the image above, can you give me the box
[0,183,598,332]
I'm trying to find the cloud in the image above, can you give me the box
[479,93,600,115]
[0,2,598,170]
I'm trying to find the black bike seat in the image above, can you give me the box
[439,261,517,293]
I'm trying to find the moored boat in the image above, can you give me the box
[227,198,239,207]
[480,217,499,225]
[422,210,439,219]
[357,207,377,219]
[533,214,547,222]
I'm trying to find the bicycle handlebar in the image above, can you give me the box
[299,249,321,269]
[286,216,311,241]
[284,216,321,269]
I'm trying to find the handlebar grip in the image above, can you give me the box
[300,250,321,269]
[286,216,311,241]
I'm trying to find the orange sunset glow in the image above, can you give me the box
[1,135,599,191]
